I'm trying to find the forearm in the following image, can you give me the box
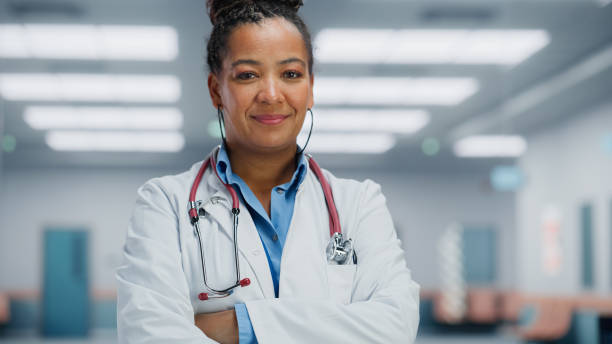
[194,309,239,344]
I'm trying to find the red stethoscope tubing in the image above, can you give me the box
[305,154,341,237]
[188,148,341,301]
[188,153,239,222]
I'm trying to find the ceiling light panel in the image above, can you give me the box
[24,106,183,130]
[314,77,478,106]
[0,24,178,60]
[453,135,527,158]
[46,131,185,152]
[309,109,429,134]
[0,73,181,102]
[315,29,549,65]
[298,133,396,154]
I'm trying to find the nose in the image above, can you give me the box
[256,76,284,104]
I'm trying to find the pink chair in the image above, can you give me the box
[517,297,573,341]
[466,288,499,323]
[0,292,9,324]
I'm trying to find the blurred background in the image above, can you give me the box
[0,0,611,343]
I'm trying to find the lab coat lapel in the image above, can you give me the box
[279,169,329,298]
[202,168,275,299]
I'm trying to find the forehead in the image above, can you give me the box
[224,17,307,65]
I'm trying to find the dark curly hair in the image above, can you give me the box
[206,0,313,75]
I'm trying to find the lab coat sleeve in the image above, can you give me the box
[244,180,420,343]
[116,180,215,344]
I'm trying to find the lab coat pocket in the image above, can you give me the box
[326,264,356,305]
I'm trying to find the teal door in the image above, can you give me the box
[580,204,594,289]
[42,229,89,336]
[462,227,497,284]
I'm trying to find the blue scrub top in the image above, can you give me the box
[214,144,308,343]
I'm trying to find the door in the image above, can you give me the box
[42,229,89,336]
[462,226,496,285]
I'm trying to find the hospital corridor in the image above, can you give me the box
[1,0,611,343]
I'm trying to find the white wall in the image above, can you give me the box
[0,165,516,292]
[0,168,170,291]
[341,170,516,289]
[517,102,612,294]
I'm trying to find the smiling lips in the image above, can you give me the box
[251,114,289,125]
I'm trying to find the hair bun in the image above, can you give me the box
[273,0,303,12]
[207,0,303,25]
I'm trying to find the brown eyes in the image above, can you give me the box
[283,70,303,79]
[236,72,256,80]
[235,70,303,81]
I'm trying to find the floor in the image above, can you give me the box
[0,332,523,344]
[417,334,521,344]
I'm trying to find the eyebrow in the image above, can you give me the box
[278,57,306,67]
[231,59,260,68]
[230,57,306,68]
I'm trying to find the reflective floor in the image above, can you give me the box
[417,335,520,344]
[0,330,117,343]
[0,333,521,344]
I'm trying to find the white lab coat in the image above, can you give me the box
[116,150,420,343]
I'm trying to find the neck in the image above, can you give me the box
[225,142,299,194]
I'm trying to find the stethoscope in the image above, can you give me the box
[188,146,356,301]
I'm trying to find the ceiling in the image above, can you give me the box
[1,0,611,172]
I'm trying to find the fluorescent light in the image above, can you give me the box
[24,106,183,130]
[454,30,549,65]
[315,29,396,63]
[45,131,185,152]
[306,109,429,134]
[0,24,178,60]
[315,29,549,65]
[314,77,478,106]
[298,133,396,154]
[0,73,181,102]
[0,25,27,58]
[389,30,469,64]
[453,135,527,158]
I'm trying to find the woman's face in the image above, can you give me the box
[208,17,314,153]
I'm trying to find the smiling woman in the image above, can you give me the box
[116,1,420,343]
[208,16,313,155]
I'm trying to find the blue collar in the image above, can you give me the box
[215,145,308,192]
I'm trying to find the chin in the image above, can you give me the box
[250,137,297,152]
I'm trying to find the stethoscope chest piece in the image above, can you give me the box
[326,232,355,265]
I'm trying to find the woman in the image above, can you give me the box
[116,1,420,343]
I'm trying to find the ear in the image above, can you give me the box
[307,74,314,109]
[208,73,223,108]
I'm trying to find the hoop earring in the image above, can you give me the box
[297,108,314,155]
[217,106,227,147]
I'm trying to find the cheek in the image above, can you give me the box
[222,85,250,112]
[289,84,312,108]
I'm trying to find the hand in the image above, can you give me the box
[194,309,239,344]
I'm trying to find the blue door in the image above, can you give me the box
[580,203,594,289]
[462,226,497,285]
[42,229,89,336]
